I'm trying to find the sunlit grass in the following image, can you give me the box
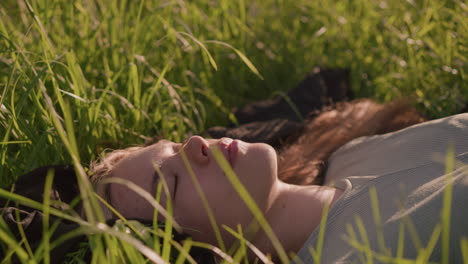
[0,0,466,263]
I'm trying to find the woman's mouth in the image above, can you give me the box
[217,139,239,168]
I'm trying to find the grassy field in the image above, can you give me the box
[0,0,467,263]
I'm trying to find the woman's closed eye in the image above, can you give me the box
[163,173,178,201]
[160,175,177,202]
[152,171,177,202]
[173,173,178,199]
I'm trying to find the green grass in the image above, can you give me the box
[0,0,466,263]
[1,0,466,182]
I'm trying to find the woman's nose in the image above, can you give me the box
[183,136,209,165]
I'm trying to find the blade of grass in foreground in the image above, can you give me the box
[461,238,468,264]
[0,141,31,145]
[230,225,249,264]
[354,215,373,263]
[190,241,235,263]
[179,149,227,252]
[0,228,29,262]
[99,177,182,233]
[441,145,455,264]
[10,3,100,223]
[153,179,165,255]
[369,187,390,257]
[224,225,273,264]
[37,168,54,263]
[308,192,331,263]
[10,207,34,258]
[152,166,176,262]
[210,147,289,263]
[94,193,156,240]
[416,224,442,263]
[0,187,170,263]
[175,240,194,264]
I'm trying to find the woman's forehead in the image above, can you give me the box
[116,140,174,172]
[155,139,172,146]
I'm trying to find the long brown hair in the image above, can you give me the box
[277,99,426,185]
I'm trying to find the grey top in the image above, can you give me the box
[295,113,468,264]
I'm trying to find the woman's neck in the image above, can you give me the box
[251,181,343,258]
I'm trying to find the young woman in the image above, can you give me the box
[91,99,468,263]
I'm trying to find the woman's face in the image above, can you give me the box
[109,136,278,245]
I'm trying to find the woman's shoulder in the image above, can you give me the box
[341,112,468,150]
[297,153,468,264]
[324,113,468,185]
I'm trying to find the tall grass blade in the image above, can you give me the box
[224,226,273,264]
[310,192,331,263]
[179,149,227,252]
[211,147,289,263]
[206,40,264,80]
[178,32,218,71]
[99,177,181,232]
[441,145,455,264]
[461,237,468,264]
[369,187,389,257]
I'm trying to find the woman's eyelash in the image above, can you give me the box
[173,174,178,198]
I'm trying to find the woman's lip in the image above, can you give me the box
[227,140,239,168]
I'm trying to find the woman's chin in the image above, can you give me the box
[238,142,276,168]
[252,142,277,167]
[236,142,278,191]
